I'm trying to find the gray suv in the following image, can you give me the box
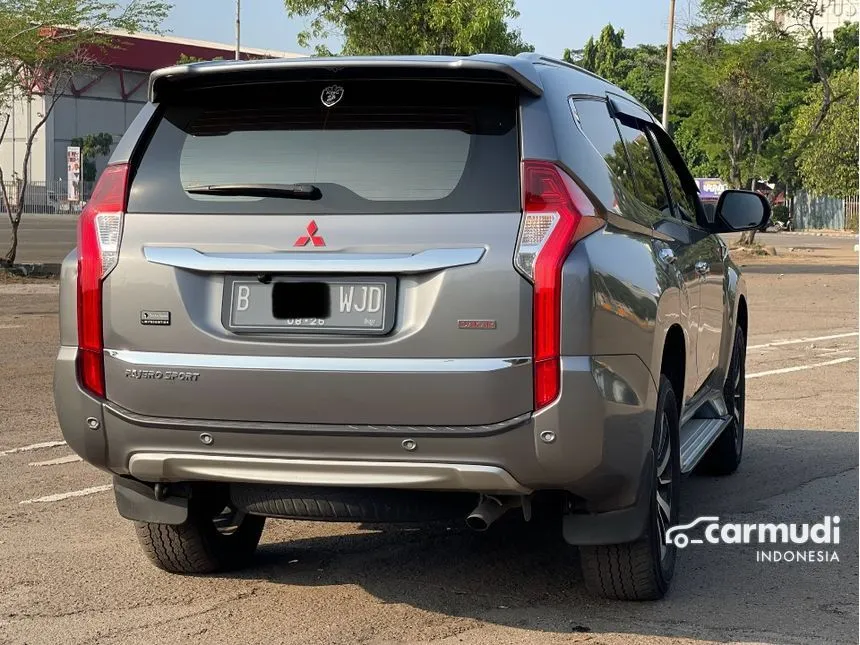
[54,54,769,600]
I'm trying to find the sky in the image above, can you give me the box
[162,0,701,57]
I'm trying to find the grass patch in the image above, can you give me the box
[0,268,58,283]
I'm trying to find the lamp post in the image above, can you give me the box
[235,0,241,60]
[661,0,676,130]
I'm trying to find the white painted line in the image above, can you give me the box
[0,440,67,456]
[28,454,82,467]
[19,484,112,505]
[0,324,24,330]
[748,332,858,350]
[747,357,857,379]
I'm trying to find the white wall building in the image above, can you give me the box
[0,31,303,197]
[747,0,859,40]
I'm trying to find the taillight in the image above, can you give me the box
[515,160,596,411]
[77,163,129,397]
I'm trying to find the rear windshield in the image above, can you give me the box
[127,79,520,214]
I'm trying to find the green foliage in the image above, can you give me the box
[0,0,171,103]
[674,36,807,188]
[563,25,665,116]
[70,132,113,181]
[0,0,171,266]
[283,0,532,56]
[790,68,859,197]
[177,53,225,64]
[771,203,789,224]
[572,2,856,201]
[822,22,859,75]
[567,24,625,81]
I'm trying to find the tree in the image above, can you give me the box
[700,0,857,242]
[702,0,853,179]
[563,26,665,116]
[790,68,859,198]
[0,0,170,267]
[283,0,533,56]
[177,53,224,64]
[564,24,626,81]
[70,132,113,182]
[821,21,859,75]
[674,36,806,188]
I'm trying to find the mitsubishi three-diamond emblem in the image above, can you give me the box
[294,220,326,247]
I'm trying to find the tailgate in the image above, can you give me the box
[102,76,532,426]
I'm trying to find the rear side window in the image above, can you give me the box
[616,122,672,217]
[128,80,520,214]
[651,135,699,223]
[571,99,636,194]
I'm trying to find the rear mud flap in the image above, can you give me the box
[562,449,654,546]
[113,476,189,525]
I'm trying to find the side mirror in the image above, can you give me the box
[712,190,771,232]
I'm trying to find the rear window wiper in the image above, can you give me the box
[185,183,322,200]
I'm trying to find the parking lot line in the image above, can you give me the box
[19,484,112,505]
[29,454,83,467]
[0,440,67,456]
[748,331,858,350]
[747,356,856,379]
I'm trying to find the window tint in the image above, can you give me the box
[571,99,638,206]
[572,99,622,159]
[616,122,672,217]
[128,80,520,215]
[652,136,699,223]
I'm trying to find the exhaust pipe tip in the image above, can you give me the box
[465,514,490,532]
[465,495,520,532]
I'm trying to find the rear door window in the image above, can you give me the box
[128,79,520,214]
[570,98,637,198]
[616,121,673,218]
[651,133,701,224]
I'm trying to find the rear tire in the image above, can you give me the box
[134,494,265,574]
[579,375,681,600]
[701,325,746,475]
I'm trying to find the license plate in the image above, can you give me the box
[223,276,396,334]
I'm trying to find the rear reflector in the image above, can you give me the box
[515,160,596,410]
[77,163,129,397]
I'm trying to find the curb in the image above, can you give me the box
[780,230,858,238]
[3,263,62,278]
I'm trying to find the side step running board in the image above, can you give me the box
[679,416,732,473]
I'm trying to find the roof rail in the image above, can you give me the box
[517,52,614,85]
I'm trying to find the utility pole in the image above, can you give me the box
[661,0,676,130]
[235,0,241,60]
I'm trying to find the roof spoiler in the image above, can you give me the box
[148,55,543,102]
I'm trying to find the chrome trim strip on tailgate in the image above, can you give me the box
[106,349,529,373]
[105,402,532,437]
[143,246,485,274]
[128,453,532,494]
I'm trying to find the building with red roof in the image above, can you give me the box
[0,30,303,193]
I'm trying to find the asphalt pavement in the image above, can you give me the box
[0,248,857,644]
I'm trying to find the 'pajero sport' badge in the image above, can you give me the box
[140,310,170,326]
[321,84,344,107]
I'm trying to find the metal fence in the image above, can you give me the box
[792,191,860,232]
[0,180,95,214]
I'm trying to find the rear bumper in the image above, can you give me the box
[55,347,657,511]
[127,453,530,494]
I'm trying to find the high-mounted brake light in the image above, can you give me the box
[515,160,597,411]
[77,163,129,397]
